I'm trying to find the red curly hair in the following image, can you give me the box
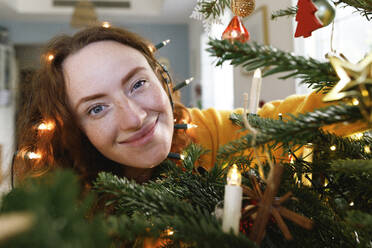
[13,26,193,187]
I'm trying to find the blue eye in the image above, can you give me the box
[131,80,146,92]
[88,105,106,116]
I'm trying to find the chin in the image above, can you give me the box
[129,146,171,169]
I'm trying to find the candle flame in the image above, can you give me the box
[253,68,262,78]
[227,164,241,186]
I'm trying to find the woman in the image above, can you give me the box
[13,26,365,188]
[14,26,193,187]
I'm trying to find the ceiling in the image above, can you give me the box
[0,0,198,24]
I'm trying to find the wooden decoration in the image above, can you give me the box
[242,165,313,244]
[70,0,99,28]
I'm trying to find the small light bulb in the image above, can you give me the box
[364,146,371,154]
[349,201,354,206]
[166,229,174,236]
[38,121,54,131]
[226,164,241,186]
[47,54,54,61]
[361,89,369,97]
[352,98,359,106]
[27,152,42,160]
[187,123,198,129]
[351,132,363,140]
[330,145,336,151]
[102,21,111,28]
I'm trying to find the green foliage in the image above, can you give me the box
[345,210,372,246]
[271,7,297,20]
[1,142,371,247]
[196,0,230,19]
[207,39,338,91]
[327,159,372,212]
[94,144,257,247]
[0,170,109,248]
[338,0,372,20]
[219,104,368,160]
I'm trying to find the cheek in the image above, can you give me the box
[81,119,115,149]
[143,84,172,113]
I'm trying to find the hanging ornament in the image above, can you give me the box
[242,165,313,245]
[222,0,255,43]
[313,0,336,27]
[294,0,323,38]
[323,52,372,124]
[294,0,336,38]
[222,16,250,43]
[231,0,256,18]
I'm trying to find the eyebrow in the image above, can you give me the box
[74,66,147,111]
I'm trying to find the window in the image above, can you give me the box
[294,4,372,94]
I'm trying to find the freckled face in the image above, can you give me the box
[63,41,174,169]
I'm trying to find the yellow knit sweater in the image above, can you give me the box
[187,91,367,169]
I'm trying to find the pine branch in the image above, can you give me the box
[94,144,224,215]
[182,143,209,172]
[106,208,257,248]
[338,0,372,20]
[345,210,372,246]
[94,172,183,216]
[0,170,110,247]
[197,0,231,19]
[94,167,225,216]
[330,159,372,173]
[271,6,297,20]
[327,159,372,213]
[218,104,367,160]
[207,39,338,91]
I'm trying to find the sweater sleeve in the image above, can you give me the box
[188,91,368,169]
[258,91,367,136]
[188,108,245,169]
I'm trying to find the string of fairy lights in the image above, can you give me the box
[13,22,371,187]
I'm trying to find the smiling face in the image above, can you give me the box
[63,41,174,169]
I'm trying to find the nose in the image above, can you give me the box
[115,96,147,131]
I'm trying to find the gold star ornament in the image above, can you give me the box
[323,52,372,102]
[323,52,372,123]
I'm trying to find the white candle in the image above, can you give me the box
[249,68,262,114]
[222,164,243,235]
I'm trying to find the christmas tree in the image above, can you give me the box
[1,0,372,247]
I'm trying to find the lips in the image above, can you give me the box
[119,116,158,145]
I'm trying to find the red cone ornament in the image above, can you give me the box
[222,16,250,43]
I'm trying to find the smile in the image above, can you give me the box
[119,116,158,147]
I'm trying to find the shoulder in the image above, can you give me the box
[189,107,243,124]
